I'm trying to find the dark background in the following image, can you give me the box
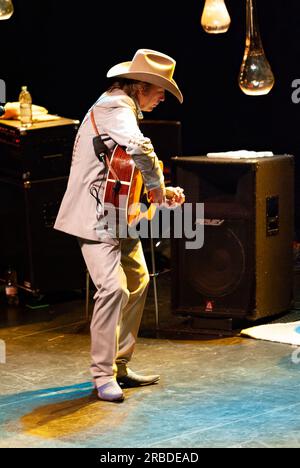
[1,0,300,235]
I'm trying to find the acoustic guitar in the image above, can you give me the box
[103,144,170,227]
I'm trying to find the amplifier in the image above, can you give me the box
[0,175,86,294]
[0,117,80,180]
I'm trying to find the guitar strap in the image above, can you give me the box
[90,108,120,184]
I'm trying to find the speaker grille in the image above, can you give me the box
[188,225,246,297]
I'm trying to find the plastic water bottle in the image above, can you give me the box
[5,266,19,306]
[19,85,32,127]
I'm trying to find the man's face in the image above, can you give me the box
[138,84,165,112]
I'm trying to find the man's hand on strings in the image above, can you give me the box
[165,186,185,208]
[148,186,185,208]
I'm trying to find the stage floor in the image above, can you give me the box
[0,274,300,448]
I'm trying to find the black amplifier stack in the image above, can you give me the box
[0,117,86,295]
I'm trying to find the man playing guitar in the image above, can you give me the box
[55,49,185,402]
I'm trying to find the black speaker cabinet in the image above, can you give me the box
[0,175,86,294]
[0,117,79,180]
[171,155,294,321]
[140,120,182,182]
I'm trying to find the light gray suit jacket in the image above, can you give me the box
[54,89,164,243]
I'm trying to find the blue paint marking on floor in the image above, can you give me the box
[0,383,93,428]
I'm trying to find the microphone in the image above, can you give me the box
[0,105,4,117]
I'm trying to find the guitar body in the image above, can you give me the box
[103,145,159,227]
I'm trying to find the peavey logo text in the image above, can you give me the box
[196,219,225,226]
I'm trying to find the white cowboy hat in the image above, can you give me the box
[106,49,183,103]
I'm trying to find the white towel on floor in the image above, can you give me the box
[241,320,300,345]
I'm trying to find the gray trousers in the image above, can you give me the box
[79,238,150,387]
